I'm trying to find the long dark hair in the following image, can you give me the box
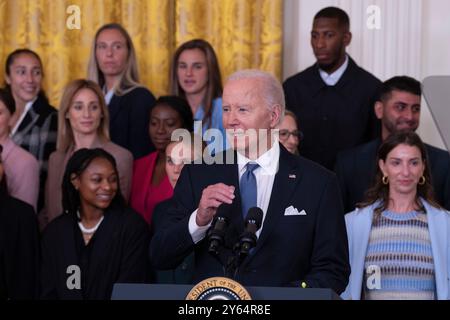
[4,48,49,103]
[357,131,441,217]
[170,39,222,129]
[62,148,125,217]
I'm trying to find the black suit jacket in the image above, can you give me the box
[150,144,350,294]
[0,194,39,300]
[335,139,450,213]
[151,199,195,284]
[283,57,382,170]
[108,87,156,159]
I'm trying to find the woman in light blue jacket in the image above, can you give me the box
[342,131,450,300]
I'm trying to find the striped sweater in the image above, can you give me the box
[363,210,436,300]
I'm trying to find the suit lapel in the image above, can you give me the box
[108,95,122,123]
[334,57,358,90]
[12,107,40,145]
[424,202,449,299]
[355,140,380,200]
[245,146,300,260]
[83,208,118,296]
[348,207,373,300]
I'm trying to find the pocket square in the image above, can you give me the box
[284,206,306,216]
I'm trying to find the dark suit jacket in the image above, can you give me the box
[335,139,450,213]
[108,87,156,159]
[283,57,382,170]
[151,199,195,284]
[40,205,151,300]
[0,194,39,300]
[150,144,350,294]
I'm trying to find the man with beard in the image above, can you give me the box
[335,76,450,212]
[283,7,381,170]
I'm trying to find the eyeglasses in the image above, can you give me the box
[278,129,303,141]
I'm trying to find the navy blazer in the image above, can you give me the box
[283,57,382,170]
[108,87,156,159]
[335,138,450,213]
[150,144,350,294]
[151,199,195,284]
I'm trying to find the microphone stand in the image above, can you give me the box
[224,240,250,280]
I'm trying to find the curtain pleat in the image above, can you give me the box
[0,0,282,107]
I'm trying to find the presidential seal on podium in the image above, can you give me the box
[186,277,252,300]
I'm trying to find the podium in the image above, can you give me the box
[111,283,341,300]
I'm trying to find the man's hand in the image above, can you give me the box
[196,183,235,226]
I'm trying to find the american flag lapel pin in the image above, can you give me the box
[289,174,296,179]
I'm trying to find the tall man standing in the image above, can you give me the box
[283,7,381,170]
[151,70,350,294]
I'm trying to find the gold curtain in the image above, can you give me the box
[0,0,282,107]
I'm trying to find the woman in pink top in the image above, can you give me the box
[130,96,193,224]
[0,88,39,210]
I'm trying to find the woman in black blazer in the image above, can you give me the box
[88,23,156,159]
[0,144,40,300]
[40,148,151,300]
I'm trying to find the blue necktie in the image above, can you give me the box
[240,163,259,218]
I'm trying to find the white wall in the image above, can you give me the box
[419,0,450,149]
[283,0,450,149]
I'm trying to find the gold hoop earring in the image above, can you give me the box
[418,176,426,185]
[382,176,389,185]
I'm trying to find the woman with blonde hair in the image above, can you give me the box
[88,23,156,159]
[170,39,225,151]
[42,79,132,229]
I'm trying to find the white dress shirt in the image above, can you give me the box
[319,55,349,86]
[188,142,280,243]
[104,87,115,105]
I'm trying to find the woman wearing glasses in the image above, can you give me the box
[277,110,302,155]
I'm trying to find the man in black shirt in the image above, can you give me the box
[283,6,381,170]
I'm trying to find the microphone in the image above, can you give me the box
[238,207,263,257]
[207,203,232,256]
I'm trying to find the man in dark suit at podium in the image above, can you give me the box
[150,70,350,295]
[335,76,450,213]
